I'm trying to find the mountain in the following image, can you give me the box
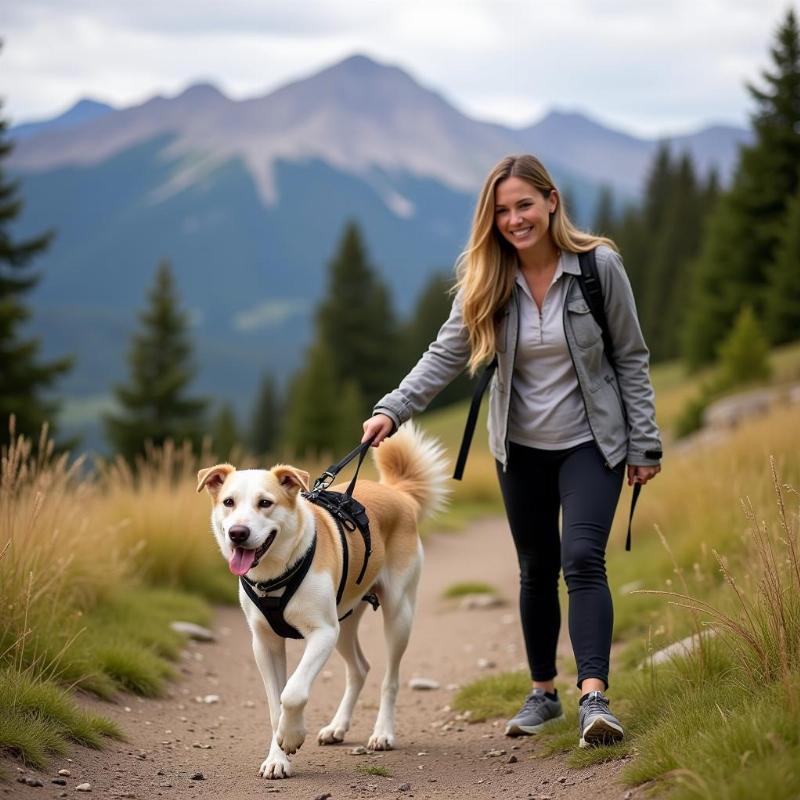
[10,99,115,141]
[7,54,751,450]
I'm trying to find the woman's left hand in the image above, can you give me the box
[627,464,661,486]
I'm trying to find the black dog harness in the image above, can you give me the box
[240,440,379,639]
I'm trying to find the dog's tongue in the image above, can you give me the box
[228,547,257,576]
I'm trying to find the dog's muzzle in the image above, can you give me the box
[227,529,277,576]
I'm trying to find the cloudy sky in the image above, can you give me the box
[2,0,796,137]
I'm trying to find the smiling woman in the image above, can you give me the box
[363,152,661,751]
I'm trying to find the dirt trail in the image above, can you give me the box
[9,519,643,800]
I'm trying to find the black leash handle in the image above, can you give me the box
[625,482,641,551]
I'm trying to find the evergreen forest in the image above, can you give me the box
[1,10,798,460]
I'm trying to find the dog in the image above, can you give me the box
[196,423,448,779]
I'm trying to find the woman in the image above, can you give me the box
[361,154,661,748]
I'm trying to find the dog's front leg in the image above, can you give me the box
[251,627,292,779]
[277,625,338,755]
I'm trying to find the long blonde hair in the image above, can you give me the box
[456,154,617,374]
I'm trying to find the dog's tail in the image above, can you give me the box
[372,422,450,522]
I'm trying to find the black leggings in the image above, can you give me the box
[496,441,624,689]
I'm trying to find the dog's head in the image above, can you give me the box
[196,463,310,577]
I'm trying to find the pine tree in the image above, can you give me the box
[642,144,673,233]
[0,100,72,446]
[315,222,399,413]
[683,9,800,367]
[401,271,474,410]
[764,186,800,344]
[641,153,710,360]
[104,260,207,461]
[592,186,616,238]
[282,339,362,457]
[211,403,239,462]
[715,305,771,389]
[250,373,282,456]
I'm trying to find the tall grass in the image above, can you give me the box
[0,422,129,685]
[450,400,800,798]
[615,462,800,799]
[0,423,212,767]
[96,439,236,602]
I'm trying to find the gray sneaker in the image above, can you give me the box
[504,688,564,736]
[578,690,624,748]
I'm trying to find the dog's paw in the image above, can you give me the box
[258,755,293,780]
[367,732,395,751]
[317,723,347,745]
[276,720,306,755]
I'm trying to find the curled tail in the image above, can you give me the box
[372,422,450,521]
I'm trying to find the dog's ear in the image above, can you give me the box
[272,465,310,499]
[196,464,235,496]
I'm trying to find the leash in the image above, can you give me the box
[310,436,375,496]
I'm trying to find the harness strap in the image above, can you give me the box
[240,536,317,639]
[303,490,372,585]
[334,516,349,606]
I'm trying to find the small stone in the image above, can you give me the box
[58,770,71,777]
[75,783,92,792]
[459,593,503,610]
[52,778,67,785]
[349,746,368,755]
[557,775,567,783]
[398,784,411,792]
[203,694,220,704]
[313,794,332,800]
[18,777,44,787]
[190,772,205,781]
[485,749,506,757]
[408,677,440,691]
[477,658,496,669]
[242,700,255,708]
[170,621,215,641]
[507,755,518,763]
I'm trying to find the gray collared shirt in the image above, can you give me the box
[509,258,593,449]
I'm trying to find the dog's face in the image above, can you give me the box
[197,464,310,576]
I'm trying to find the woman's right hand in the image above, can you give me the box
[362,414,395,446]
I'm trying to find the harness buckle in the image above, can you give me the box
[312,471,336,492]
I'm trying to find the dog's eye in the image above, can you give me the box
[258,499,273,509]
[222,497,235,508]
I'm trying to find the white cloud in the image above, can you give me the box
[1,0,797,136]
[233,299,308,332]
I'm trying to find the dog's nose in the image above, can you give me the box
[228,525,250,545]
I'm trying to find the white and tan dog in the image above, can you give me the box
[197,424,448,779]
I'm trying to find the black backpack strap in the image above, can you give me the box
[576,249,615,368]
[453,357,497,480]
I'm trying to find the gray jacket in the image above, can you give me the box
[374,246,662,469]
